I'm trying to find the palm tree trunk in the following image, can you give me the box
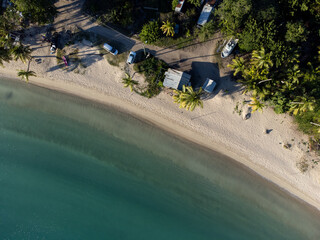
[27,58,31,72]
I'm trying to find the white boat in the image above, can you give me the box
[221,38,238,58]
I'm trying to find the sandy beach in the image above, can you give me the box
[2,0,320,211]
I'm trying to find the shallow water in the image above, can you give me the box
[1,78,320,240]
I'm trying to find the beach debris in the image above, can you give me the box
[283,143,292,149]
[297,159,309,173]
[265,129,273,134]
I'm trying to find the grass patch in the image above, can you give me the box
[154,36,195,49]
[133,56,168,98]
[56,49,65,64]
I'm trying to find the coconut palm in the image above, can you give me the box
[173,85,203,111]
[122,73,138,92]
[249,97,265,113]
[11,44,32,64]
[17,70,36,82]
[17,59,36,82]
[160,20,175,37]
[228,57,245,76]
[289,97,316,115]
[251,47,273,70]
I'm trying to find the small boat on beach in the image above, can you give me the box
[221,38,238,58]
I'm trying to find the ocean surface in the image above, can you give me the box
[1,78,320,240]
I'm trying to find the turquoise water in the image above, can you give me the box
[1,78,320,240]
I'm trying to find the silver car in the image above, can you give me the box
[127,51,136,64]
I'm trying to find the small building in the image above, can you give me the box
[197,1,217,26]
[202,78,216,93]
[163,68,191,90]
[175,0,185,12]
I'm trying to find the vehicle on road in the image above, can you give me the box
[103,43,118,56]
[127,51,136,64]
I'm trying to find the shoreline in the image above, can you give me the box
[1,69,320,212]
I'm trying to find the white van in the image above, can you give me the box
[103,43,118,56]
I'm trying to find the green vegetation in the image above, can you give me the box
[122,73,139,92]
[96,2,134,27]
[0,7,34,76]
[11,0,57,24]
[160,20,175,37]
[133,56,168,98]
[173,85,203,111]
[17,69,36,82]
[172,0,179,10]
[140,21,161,43]
[223,0,320,143]
[17,59,36,82]
[187,0,202,7]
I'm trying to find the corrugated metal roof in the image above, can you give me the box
[197,4,214,26]
[163,69,191,90]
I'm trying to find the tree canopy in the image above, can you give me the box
[11,0,57,24]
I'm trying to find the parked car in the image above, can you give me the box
[103,43,118,56]
[127,51,136,64]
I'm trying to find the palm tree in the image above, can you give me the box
[249,97,265,113]
[17,59,36,82]
[160,20,175,37]
[251,47,273,70]
[228,57,245,76]
[173,85,203,111]
[17,70,36,82]
[11,44,32,64]
[122,73,138,92]
[289,97,316,115]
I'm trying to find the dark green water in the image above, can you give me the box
[1,78,320,240]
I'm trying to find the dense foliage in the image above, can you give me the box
[0,8,32,67]
[139,21,161,43]
[11,0,57,24]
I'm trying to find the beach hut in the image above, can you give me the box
[163,68,191,90]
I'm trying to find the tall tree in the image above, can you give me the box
[251,47,273,70]
[285,21,309,43]
[122,73,138,92]
[173,85,203,111]
[140,20,161,43]
[11,0,57,24]
[17,58,36,82]
[160,20,175,37]
[215,0,252,34]
[11,44,32,64]
[228,57,246,76]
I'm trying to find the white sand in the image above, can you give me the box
[1,0,320,210]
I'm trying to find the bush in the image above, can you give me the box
[285,21,308,43]
[133,56,168,98]
[140,20,161,43]
[197,20,216,42]
[172,0,179,10]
